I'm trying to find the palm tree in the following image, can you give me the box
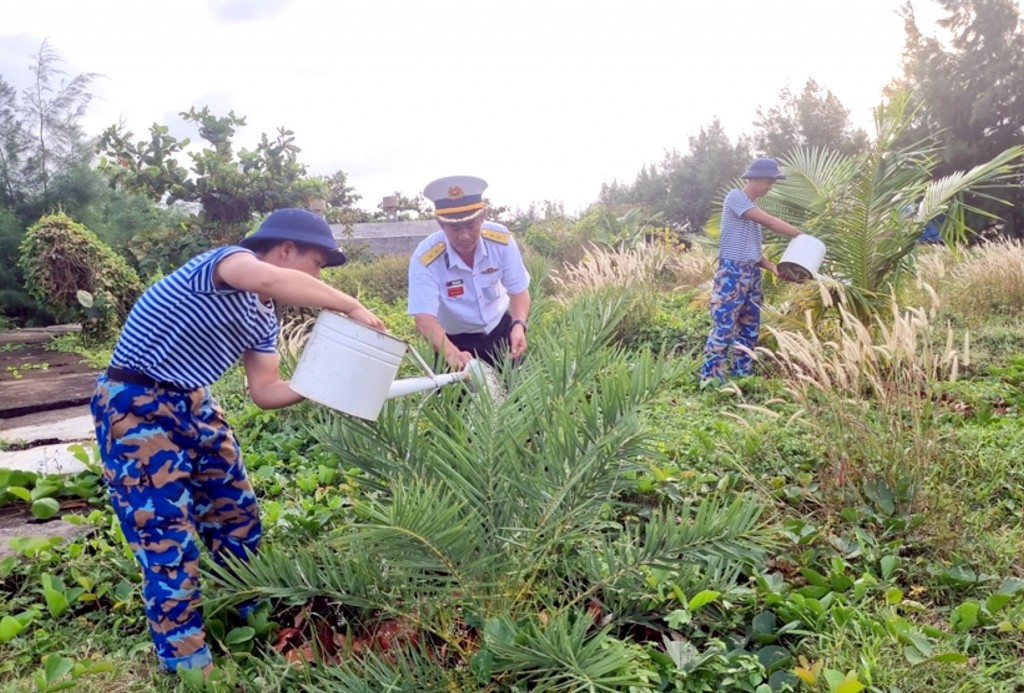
[761,89,1023,326]
[207,291,773,690]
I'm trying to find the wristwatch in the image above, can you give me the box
[511,319,528,332]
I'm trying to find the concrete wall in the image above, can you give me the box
[331,220,438,258]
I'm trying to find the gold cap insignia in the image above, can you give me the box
[447,185,463,199]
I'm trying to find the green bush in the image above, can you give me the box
[324,253,409,305]
[18,212,144,341]
[520,216,592,267]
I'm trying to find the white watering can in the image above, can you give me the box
[289,310,486,421]
[777,234,827,283]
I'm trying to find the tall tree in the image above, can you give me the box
[0,77,30,209]
[599,119,750,232]
[21,40,98,205]
[753,79,868,157]
[895,0,1024,235]
[97,107,325,247]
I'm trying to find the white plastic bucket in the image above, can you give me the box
[290,311,408,421]
[778,234,827,283]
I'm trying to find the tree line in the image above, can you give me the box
[1,0,1022,328]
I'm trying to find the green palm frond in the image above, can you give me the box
[205,544,383,610]
[483,612,649,692]
[760,88,1023,322]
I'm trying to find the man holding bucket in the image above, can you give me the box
[90,208,385,675]
[408,175,531,369]
[699,157,803,386]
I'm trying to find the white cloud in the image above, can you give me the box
[2,0,1013,213]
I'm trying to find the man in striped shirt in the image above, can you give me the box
[91,208,384,675]
[699,158,803,386]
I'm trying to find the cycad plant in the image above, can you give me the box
[207,291,773,691]
[761,90,1023,326]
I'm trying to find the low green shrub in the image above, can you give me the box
[324,253,409,304]
[18,213,143,342]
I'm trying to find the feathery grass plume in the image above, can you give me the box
[276,314,316,378]
[550,244,676,346]
[913,244,950,292]
[665,243,717,291]
[754,299,965,518]
[944,239,1024,318]
[550,243,669,301]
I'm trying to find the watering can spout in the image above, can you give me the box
[385,373,462,399]
[384,359,485,400]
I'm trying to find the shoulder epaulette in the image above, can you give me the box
[481,228,510,245]
[419,241,447,266]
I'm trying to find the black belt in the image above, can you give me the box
[106,366,184,391]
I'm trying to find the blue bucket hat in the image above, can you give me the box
[239,208,347,267]
[742,157,786,180]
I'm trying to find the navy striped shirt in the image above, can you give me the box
[718,189,761,262]
[110,247,278,388]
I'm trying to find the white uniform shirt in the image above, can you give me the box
[407,222,531,335]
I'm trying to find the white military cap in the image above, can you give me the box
[423,175,488,222]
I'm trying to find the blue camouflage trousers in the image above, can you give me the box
[700,259,763,382]
[91,374,261,671]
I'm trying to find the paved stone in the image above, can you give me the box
[1,413,95,475]
[0,443,91,475]
[0,372,99,418]
[0,413,94,445]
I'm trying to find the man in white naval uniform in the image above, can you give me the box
[407,175,531,369]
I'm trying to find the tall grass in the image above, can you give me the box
[753,300,966,518]
[944,239,1024,318]
[550,244,670,300]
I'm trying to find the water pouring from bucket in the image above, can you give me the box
[777,234,827,283]
[289,311,491,421]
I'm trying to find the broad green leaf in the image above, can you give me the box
[224,626,255,645]
[985,593,1011,614]
[880,556,899,581]
[31,497,61,520]
[0,556,16,578]
[930,653,969,664]
[756,645,791,673]
[6,486,31,502]
[752,610,777,633]
[823,669,846,689]
[950,601,980,633]
[687,590,720,611]
[885,587,903,604]
[43,655,74,683]
[800,567,828,587]
[665,609,691,629]
[44,588,70,619]
[998,577,1024,596]
[0,616,24,642]
[30,483,60,501]
[907,632,932,657]
[836,679,865,693]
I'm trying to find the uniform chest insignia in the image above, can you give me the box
[481,266,499,274]
[445,279,464,298]
[419,241,447,266]
[480,229,510,245]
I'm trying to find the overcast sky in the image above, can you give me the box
[1,0,1006,214]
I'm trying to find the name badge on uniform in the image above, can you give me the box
[446,279,464,298]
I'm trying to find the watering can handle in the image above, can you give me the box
[406,346,441,382]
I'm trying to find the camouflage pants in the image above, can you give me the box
[91,374,261,671]
[700,259,763,382]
